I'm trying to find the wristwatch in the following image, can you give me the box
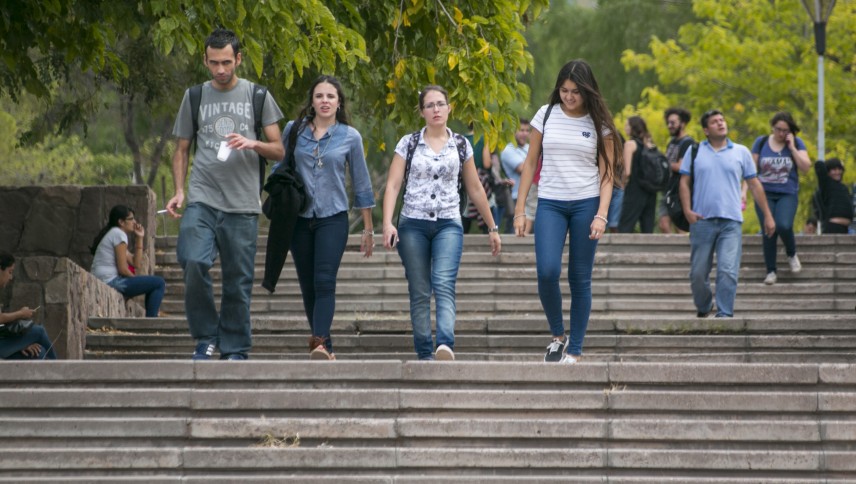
[488,225,499,233]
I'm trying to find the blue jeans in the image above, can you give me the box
[290,212,349,353]
[108,275,166,317]
[607,187,624,230]
[754,191,797,273]
[689,218,743,317]
[397,216,463,359]
[2,325,57,360]
[534,197,600,356]
[177,203,257,358]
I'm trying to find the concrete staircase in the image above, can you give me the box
[85,234,856,362]
[3,234,855,481]
[2,360,856,482]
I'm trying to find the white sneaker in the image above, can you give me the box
[788,255,802,273]
[764,272,777,285]
[561,354,581,364]
[435,344,455,361]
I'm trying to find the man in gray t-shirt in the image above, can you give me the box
[166,28,284,361]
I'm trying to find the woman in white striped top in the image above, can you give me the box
[512,60,622,364]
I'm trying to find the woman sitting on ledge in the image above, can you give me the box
[0,252,57,360]
[90,205,166,317]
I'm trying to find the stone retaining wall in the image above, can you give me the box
[0,185,156,359]
[0,256,144,359]
[0,185,157,275]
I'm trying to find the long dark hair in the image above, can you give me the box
[418,85,449,110]
[627,116,651,143]
[284,75,351,163]
[770,111,800,134]
[547,60,622,184]
[90,205,133,255]
[0,252,13,271]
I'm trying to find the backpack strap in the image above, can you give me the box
[453,133,467,194]
[189,84,203,154]
[251,83,269,194]
[395,130,422,227]
[539,104,554,156]
[454,132,469,217]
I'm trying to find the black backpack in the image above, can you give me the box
[188,82,269,193]
[664,143,698,232]
[633,138,670,193]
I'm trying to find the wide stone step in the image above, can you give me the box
[156,296,852,316]
[2,361,855,479]
[156,279,854,298]
[87,314,856,335]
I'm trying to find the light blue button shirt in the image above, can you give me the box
[680,139,756,223]
[275,120,375,218]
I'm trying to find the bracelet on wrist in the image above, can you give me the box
[513,214,526,220]
[362,230,374,236]
[593,214,608,224]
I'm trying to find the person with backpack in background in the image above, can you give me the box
[461,123,494,233]
[750,112,811,285]
[659,108,695,234]
[680,110,775,319]
[511,60,622,364]
[281,75,375,361]
[618,116,664,233]
[382,85,500,361]
[501,118,531,233]
[166,28,285,360]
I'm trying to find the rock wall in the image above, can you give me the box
[1,256,144,359]
[0,185,157,275]
[0,186,157,359]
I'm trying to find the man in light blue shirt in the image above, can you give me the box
[679,110,775,318]
[500,118,530,232]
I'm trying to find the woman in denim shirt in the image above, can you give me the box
[382,85,501,361]
[281,75,375,360]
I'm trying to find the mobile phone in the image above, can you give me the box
[389,234,399,248]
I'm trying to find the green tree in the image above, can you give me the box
[622,0,856,232]
[524,0,695,120]
[2,1,548,163]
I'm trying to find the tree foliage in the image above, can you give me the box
[525,0,695,116]
[2,0,548,187]
[622,0,856,232]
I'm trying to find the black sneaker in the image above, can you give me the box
[192,343,216,360]
[544,338,566,362]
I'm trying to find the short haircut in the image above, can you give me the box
[700,109,724,129]
[205,28,240,56]
[519,117,530,125]
[664,107,691,124]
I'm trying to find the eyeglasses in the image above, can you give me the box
[773,126,790,134]
[423,101,448,111]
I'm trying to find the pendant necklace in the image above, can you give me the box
[312,123,338,168]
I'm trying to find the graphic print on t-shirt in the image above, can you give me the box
[199,101,254,151]
[758,155,793,185]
